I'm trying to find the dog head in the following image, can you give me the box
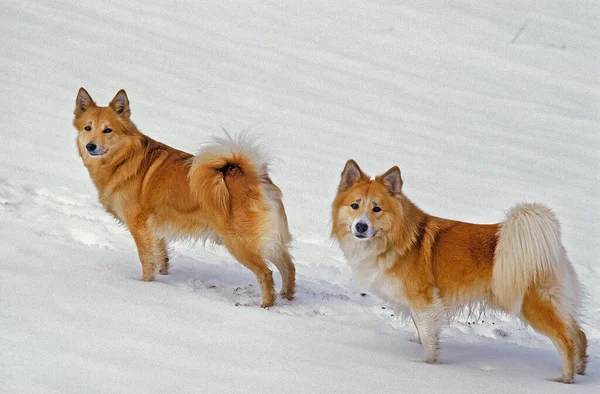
[332,160,404,254]
[72,88,136,161]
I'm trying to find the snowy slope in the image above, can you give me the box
[1,0,599,392]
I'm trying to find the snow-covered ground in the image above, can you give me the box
[1,0,598,392]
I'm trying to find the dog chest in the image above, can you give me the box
[345,252,405,304]
[99,193,127,224]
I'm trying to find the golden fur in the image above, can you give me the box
[332,159,587,383]
[73,88,295,307]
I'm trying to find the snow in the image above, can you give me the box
[1,0,598,392]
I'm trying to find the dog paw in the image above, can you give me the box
[158,266,169,275]
[280,289,295,301]
[409,337,422,344]
[158,258,170,275]
[548,375,574,384]
[575,360,587,375]
[260,297,275,308]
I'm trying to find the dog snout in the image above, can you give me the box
[86,142,97,153]
[355,222,369,234]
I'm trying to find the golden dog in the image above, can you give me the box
[73,88,295,307]
[332,160,587,383]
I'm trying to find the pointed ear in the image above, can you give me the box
[109,89,131,120]
[74,87,95,116]
[380,166,402,194]
[339,160,366,191]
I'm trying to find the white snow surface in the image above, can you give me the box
[1,0,599,392]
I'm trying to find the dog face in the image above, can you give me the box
[72,88,133,160]
[332,160,403,252]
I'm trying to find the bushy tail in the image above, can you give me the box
[188,133,270,218]
[492,203,576,312]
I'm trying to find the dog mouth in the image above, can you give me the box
[353,232,378,240]
[87,148,109,157]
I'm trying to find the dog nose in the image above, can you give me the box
[355,222,369,234]
[86,143,97,152]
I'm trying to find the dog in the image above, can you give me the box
[72,88,295,307]
[331,160,587,383]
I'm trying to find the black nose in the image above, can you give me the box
[355,222,369,234]
[86,143,97,152]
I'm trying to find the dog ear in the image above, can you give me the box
[74,87,96,116]
[339,160,366,191]
[109,89,131,120]
[380,166,403,194]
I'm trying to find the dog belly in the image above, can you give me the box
[439,284,492,310]
[156,220,216,242]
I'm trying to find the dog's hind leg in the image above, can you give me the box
[270,246,295,301]
[156,237,170,275]
[224,238,275,308]
[410,292,445,364]
[521,288,576,383]
[572,322,588,375]
[128,216,157,282]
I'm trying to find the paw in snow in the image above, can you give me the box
[189,278,262,307]
[548,376,574,384]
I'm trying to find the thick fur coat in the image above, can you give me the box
[332,160,587,383]
[73,88,295,307]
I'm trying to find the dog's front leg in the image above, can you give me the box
[128,215,157,282]
[410,295,445,364]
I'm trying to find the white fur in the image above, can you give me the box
[411,294,445,363]
[493,203,580,315]
[341,239,406,305]
[155,223,219,246]
[194,131,271,179]
[261,182,291,259]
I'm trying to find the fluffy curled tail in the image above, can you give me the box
[492,203,579,312]
[188,133,270,217]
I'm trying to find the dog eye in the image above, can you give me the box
[350,203,359,210]
[84,126,91,131]
[373,206,381,213]
[103,128,112,134]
